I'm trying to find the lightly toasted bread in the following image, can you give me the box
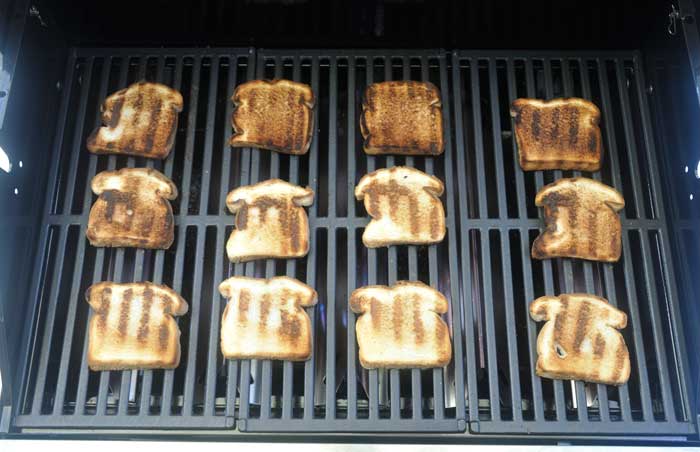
[226,179,314,262]
[87,168,178,249]
[350,281,452,369]
[530,293,630,386]
[510,97,603,171]
[360,81,444,155]
[219,276,317,361]
[230,79,315,155]
[355,166,445,247]
[87,81,183,159]
[532,177,624,262]
[86,282,188,370]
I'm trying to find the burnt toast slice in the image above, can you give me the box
[219,276,317,361]
[350,281,452,369]
[530,293,630,386]
[510,97,602,171]
[87,81,183,159]
[360,81,444,155]
[355,166,445,247]
[87,168,177,249]
[532,177,624,262]
[86,282,188,370]
[229,79,315,155]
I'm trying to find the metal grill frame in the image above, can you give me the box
[7,47,697,439]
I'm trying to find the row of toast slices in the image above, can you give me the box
[80,79,630,387]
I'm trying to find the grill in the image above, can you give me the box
[5,46,697,438]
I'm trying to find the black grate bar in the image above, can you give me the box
[504,58,545,422]
[302,55,321,422]
[596,58,655,420]
[451,54,479,423]
[345,55,358,421]
[439,54,467,425]
[487,56,524,422]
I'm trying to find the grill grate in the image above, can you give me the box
[10,48,695,437]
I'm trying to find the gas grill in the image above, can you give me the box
[0,0,699,446]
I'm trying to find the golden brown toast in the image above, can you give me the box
[530,293,630,386]
[360,81,444,155]
[532,177,624,262]
[86,282,188,370]
[229,79,315,155]
[219,276,317,361]
[510,98,603,171]
[87,168,177,249]
[226,179,314,262]
[355,166,445,247]
[350,281,452,369]
[87,81,183,159]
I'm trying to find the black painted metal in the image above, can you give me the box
[7,47,696,439]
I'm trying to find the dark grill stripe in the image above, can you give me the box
[118,289,133,338]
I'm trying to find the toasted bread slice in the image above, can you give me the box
[229,79,315,155]
[87,168,177,249]
[510,98,602,171]
[219,276,317,360]
[87,81,183,159]
[360,81,444,155]
[350,281,452,369]
[532,177,624,262]
[226,179,314,262]
[86,282,188,370]
[530,293,630,385]
[355,166,445,247]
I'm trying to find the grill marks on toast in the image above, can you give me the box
[532,178,625,262]
[529,294,631,386]
[511,97,602,171]
[230,79,315,155]
[85,282,188,370]
[355,167,446,247]
[87,168,178,249]
[361,81,444,155]
[226,179,314,262]
[350,281,452,369]
[87,82,183,159]
[219,277,317,361]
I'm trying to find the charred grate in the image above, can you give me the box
[10,48,696,438]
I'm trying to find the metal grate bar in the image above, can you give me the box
[345,55,358,421]
[596,58,655,420]
[451,54,479,423]
[488,57,523,422]
[303,55,321,421]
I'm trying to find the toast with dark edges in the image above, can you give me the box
[360,81,444,155]
[511,97,602,171]
[229,79,315,155]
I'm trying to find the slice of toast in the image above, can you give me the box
[87,81,183,159]
[360,81,444,155]
[350,281,452,369]
[510,98,603,171]
[86,281,188,370]
[229,79,315,155]
[355,166,445,247]
[532,177,625,262]
[87,167,178,249]
[219,276,317,361]
[226,179,314,262]
[530,293,631,386]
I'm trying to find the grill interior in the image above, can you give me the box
[6,47,694,437]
